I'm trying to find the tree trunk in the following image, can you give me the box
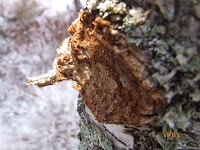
[28,0,200,149]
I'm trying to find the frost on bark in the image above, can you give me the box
[28,0,200,149]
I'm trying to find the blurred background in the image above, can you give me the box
[0,0,86,149]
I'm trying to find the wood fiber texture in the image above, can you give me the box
[28,12,164,127]
[34,12,164,127]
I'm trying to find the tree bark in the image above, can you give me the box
[28,0,200,149]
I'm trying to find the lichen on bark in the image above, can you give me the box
[77,97,114,150]
[28,0,200,149]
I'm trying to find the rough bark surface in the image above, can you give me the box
[28,0,200,149]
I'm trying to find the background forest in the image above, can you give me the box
[0,0,85,149]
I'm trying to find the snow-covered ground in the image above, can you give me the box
[0,0,86,149]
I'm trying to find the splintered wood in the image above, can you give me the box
[28,12,164,127]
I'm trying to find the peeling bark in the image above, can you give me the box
[29,11,164,127]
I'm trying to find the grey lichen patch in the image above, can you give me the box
[85,0,200,149]
[155,0,175,21]
[87,0,149,30]
[77,98,114,150]
[79,123,114,150]
[123,7,150,29]
[97,0,127,18]
[192,0,200,19]
[123,127,162,149]
[113,0,200,149]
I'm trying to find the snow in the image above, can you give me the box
[0,0,86,149]
[38,0,86,17]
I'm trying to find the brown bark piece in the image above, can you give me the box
[28,12,164,127]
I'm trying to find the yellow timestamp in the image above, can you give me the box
[163,132,180,139]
